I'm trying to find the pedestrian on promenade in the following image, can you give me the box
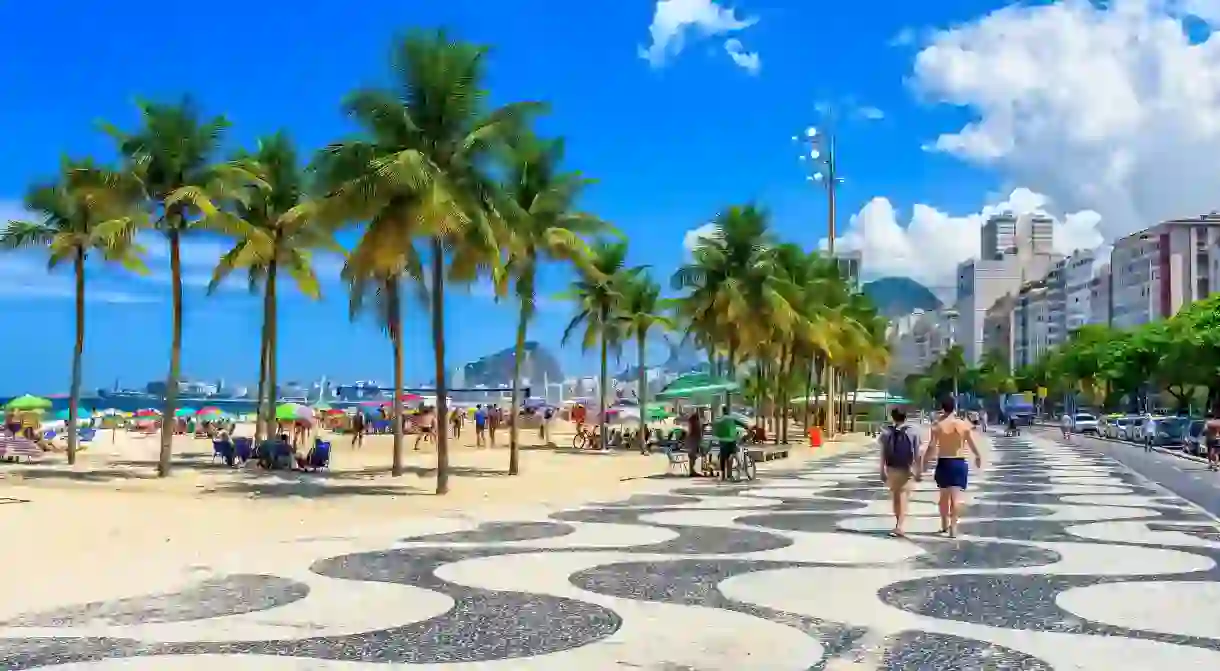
[879,407,921,538]
[922,396,982,539]
[1205,408,1220,472]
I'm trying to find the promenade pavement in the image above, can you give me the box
[2,429,1220,669]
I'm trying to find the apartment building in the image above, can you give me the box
[1013,279,1057,369]
[955,253,1058,366]
[1063,250,1096,332]
[981,212,1054,261]
[887,309,959,378]
[1089,266,1111,326]
[1110,213,1220,328]
[982,294,1016,366]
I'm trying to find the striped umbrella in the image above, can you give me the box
[0,435,42,460]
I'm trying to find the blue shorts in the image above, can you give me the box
[934,458,969,489]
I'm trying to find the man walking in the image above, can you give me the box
[1206,408,1220,472]
[879,408,921,538]
[922,396,983,539]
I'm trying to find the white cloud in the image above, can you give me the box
[817,188,1103,292]
[639,0,760,71]
[682,222,718,253]
[724,38,761,74]
[911,0,1220,243]
[857,106,885,120]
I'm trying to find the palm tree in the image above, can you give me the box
[208,132,337,442]
[500,135,603,473]
[618,271,675,450]
[0,159,145,463]
[320,30,541,493]
[345,271,416,474]
[563,240,631,446]
[103,98,236,476]
[312,116,428,478]
[673,205,799,418]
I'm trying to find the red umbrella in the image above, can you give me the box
[198,406,222,415]
[402,393,422,401]
[135,408,159,417]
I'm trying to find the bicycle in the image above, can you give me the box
[729,448,757,482]
[572,427,600,450]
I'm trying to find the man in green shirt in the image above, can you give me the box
[713,406,744,481]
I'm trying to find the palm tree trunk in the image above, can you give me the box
[599,307,610,448]
[389,278,404,477]
[825,363,836,438]
[637,333,648,452]
[254,268,273,442]
[266,263,279,443]
[508,291,529,475]
[158,229,184,477]
[67,250,86,466]
[850,374,860,432]
[802,357,814,436]
[773,355,783,445]
[431,241,451,495]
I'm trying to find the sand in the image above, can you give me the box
[0,419,873,585]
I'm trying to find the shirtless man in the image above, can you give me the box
[921,396,983,538]
[1205,407,1220,472]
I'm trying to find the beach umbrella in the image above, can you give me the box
[312,401,332,411]
[275,403,312,421]
[4,394,52,411]
[135,408,159,417]
[175,407,198,418]
[645,404,673,421]
[198,406,223,415]
[654,373,740,401]
[54,409,71,420]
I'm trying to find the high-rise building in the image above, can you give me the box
[955,252,1059,365]
[1111,213,1220,328]
[981,213,1017,260]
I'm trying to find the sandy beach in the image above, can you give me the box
[0,420,873,584]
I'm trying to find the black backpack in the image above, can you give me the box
[883,425,916,468]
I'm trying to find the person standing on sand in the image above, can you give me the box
[414,406,435,451]
[488,404,501,447]
[474,404,487,447]
[450,408,462,439]
[879,407,921,538]
[921,396,982,538]
[351,411,365,448]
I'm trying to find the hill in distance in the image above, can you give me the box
[862,276,943,318]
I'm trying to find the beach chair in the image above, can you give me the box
[662,443,688,474]
[304,440,331,472]
[211,439,236,466]
[233,436,253,463]
[78,428,96,443]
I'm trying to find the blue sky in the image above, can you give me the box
[5,0,1189,394]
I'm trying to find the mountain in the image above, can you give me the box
[862,277,942,318]
[453,341,564,389]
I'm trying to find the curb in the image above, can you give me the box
[1029,426,1209,465]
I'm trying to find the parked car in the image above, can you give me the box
[1149,417,1188,447]
[1119,416,1145,441]
[1185,419,1207,455]
[1071,413,1099,435]
[1109,416,1132,439]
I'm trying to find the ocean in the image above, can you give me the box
[0,396,263,415]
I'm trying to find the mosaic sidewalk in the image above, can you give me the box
[3,431,1220,669]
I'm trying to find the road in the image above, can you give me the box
[1032,426,1220,519]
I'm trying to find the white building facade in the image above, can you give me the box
[1110,214,1220,328]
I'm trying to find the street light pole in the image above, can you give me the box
[795,117,845,436]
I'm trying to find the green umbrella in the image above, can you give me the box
[4,394,53,411]
[654,373,740,401]
[645,403,673,420]
[175,407,198,418]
